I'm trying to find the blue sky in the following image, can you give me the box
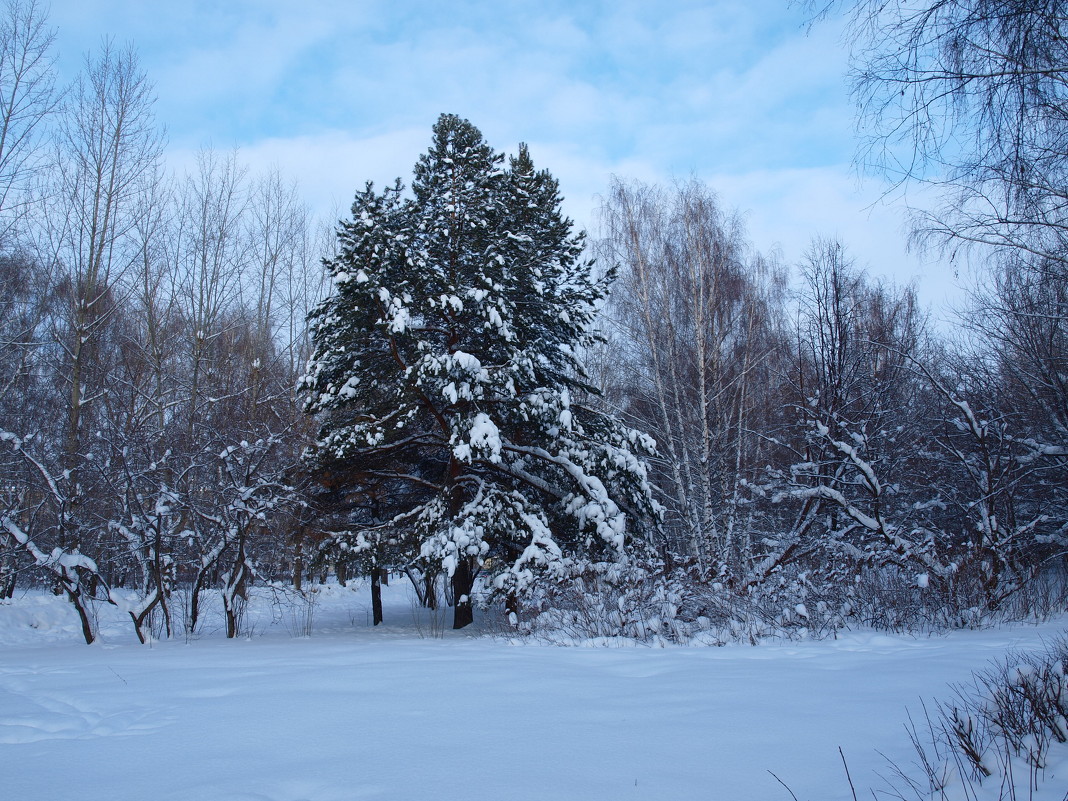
[46,0,960,313]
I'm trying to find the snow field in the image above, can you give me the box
[1,584,1066,801]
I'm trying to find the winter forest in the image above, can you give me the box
[4,1,1068,798]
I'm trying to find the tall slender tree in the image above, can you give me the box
[0,0,56,240]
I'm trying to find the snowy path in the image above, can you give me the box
[1,591,1066,801]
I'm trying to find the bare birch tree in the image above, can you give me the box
[0,0,55,240]
[598,178,786,576]
[45,41,163,489]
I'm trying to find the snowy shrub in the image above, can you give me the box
[265,583,319,638]
[505,559,850,645]
[408,581,449,639]
[504,553,1068,646]
[884,637,1068,800]
[504,561,687,644]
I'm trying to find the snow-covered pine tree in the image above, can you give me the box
[301,113,658,628]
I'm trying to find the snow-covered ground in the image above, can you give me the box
[2,583,1066,801]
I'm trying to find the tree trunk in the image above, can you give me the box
[505,591,519,627]
[425,571,438,610]
[0,549,16,599]
[370,567,383,625]
[452,556,475,629]
[188,567,207,633]
[66,584,96,645]
[224,544,249,640]
[292,537,304,592]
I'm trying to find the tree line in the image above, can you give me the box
[1,0,1066,644]
[591,178,1066,637]
[0,1,326,642]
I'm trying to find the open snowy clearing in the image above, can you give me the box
[2,584,1067,801]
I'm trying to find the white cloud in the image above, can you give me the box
[166,127,429,222]
[172,122,964,321]
[706,166,966,315]
[52,0,967,319]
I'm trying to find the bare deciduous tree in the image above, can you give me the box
[844,0,1068,267]
[0,0,55,239]
[46,41,163,486]
[597,178,786,576]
